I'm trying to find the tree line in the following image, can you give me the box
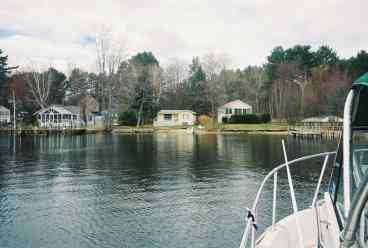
[0,43,368,127]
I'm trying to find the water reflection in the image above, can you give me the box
[0,133,337,248]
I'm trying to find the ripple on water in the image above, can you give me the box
[0,133,337,248]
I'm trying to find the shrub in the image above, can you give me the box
[222,116,228,123]
[119,110,137,126]
[229,115,247,123]
[262,113,271,123]
[22,114,39,127]
[228,114,271,124]
[198,115,215,129]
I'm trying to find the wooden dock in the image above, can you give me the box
[289,130,341,140]
[289,121,342,140]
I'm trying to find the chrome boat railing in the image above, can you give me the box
[239,148,337,248]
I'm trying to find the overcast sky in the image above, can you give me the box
[0,0,367,72]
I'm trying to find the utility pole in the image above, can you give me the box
[12,90,16,130]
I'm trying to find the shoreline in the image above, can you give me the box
[112,127,289,135]
[0,128,107,135]
[0,126,340,139]
[0,125,292,136]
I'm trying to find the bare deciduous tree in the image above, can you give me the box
[202,53,229,81]
[24,66,52,109]
[94,28,126,129]
[291,66,310,118]
[161,59,189,109]
[163,58,188,89]
[202,52,230,117]
[242,66,267,112]
[271,62,299,119]
[129,62,161,128]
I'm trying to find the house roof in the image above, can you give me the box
[0,105,10,112]
[302,116,343,123]
[101,108,120,114]
[34,105,80,115]
[158,110,196,114]
[63,106,80,114]
[219,100,252,109]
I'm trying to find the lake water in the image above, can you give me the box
[0,133,337,248]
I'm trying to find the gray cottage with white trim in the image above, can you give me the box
[35,105,84,128]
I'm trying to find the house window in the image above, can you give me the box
[164,114,172,120]
[242,109,247,115]
[226,108,232,114]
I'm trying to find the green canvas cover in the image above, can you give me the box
[352,86,368,127]
[353,72,368,87]
[352,73,368,127]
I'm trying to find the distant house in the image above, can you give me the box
[217,100,253,123]
[0,106,10,124]
[86,111,105,129]
[302,116,343,123]
[101,108,120,126]
[301,115,343,130]
[35,105,84,128]
[153,110,196,127]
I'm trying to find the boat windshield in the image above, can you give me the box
[352,134,368,177]
[350,80,368,246]
[352,133,368,246]
[329,74,368,245]
[352,85,368,180]
[329,79,368,226]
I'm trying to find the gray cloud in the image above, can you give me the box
[0,0,367,72]
[0,28,19,38]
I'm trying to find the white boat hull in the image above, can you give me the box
[256,193,340,248]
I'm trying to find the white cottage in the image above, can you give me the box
[86,112,105,129]
[217,100,253,123]
[35,105,84,128]
[0,106,11,124]
[154,110,196,127]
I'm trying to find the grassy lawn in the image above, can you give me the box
[113,124,154,129]
[113,123,289,132]
[222,123,288,131]
[113,124,192,131]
